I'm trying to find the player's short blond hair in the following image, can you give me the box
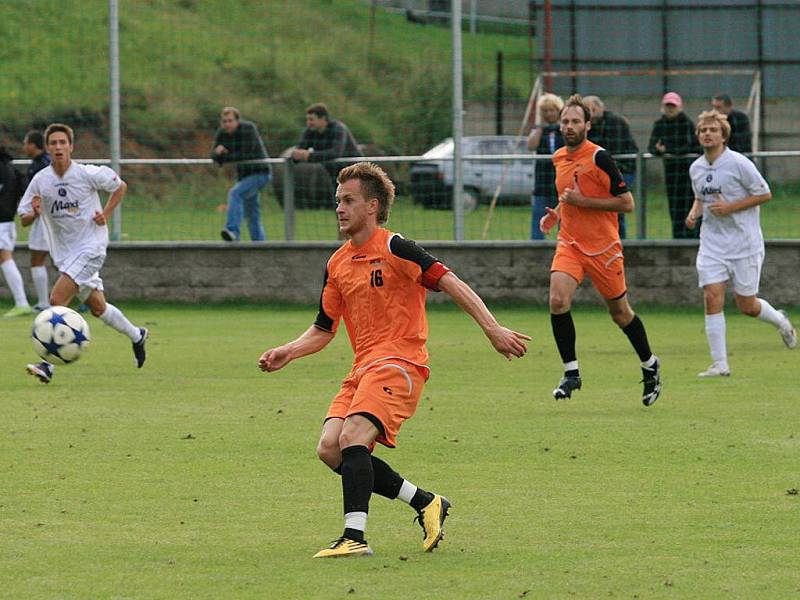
[44,123,74,145]
[220,106,240,120]
[696,109,731,142]
[337,162,396,225]
[537,93,564,113]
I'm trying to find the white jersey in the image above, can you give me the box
[689,148,770,259]
[18,162,122,266]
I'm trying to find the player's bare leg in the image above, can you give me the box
[700,283,731,376]
[734,293,797,350]
[316,417,450,554]
[84,290,148,368]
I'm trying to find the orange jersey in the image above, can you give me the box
[553,140,629,254]
[314,227,450,372]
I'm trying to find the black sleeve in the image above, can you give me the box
[313,267,335,332]
[389,235,439,272]
[594,150,628,196]
[620,118,638,153]
[211,129,227,164]
[308,124,348,162]
[647,121,663,154]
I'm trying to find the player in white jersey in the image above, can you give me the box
[18,123,148,384]
[686,110,796,377]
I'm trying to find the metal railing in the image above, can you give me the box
[13,149,799,242]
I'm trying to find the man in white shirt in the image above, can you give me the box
[18,123,148,384]
[686,110,796,377]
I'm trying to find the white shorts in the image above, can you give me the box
[60,252,105,301]
[697,250,764,296]
[0,222,16,251]
[28,219,50,252]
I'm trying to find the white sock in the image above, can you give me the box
[705,312,728,366]
[563,360,579,373]
[397,480,418,504]
[30,266,49,306]
[757,298,786,329]
[1,259,30,307]
[344,511,367,534]
[99,303,141,341]
[641,355,657,369]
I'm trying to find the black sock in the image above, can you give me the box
[622,315,653,363]
[343,527,365,543]
[410,488,435,512]
[551,312,577,366]
[330,455,404,500]
[340,445,373,531]
[370,455,404,500]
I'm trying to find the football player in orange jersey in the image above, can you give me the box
[540,95,661,407]
[259,162,529,558]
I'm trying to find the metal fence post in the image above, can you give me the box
[283,158,295,241]
[452,0,464,241]
[109,0,122,240]
[635,152,646,240]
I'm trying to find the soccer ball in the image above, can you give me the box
[31,306,91,364]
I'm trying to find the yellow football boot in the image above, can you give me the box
[312,536,373,558]
[416,494,451,552]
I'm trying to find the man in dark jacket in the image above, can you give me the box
[212,107,271,241]
[648,92,701,239]
[585,96,639,239]
[712,94,752,154]
[292,103,363,192]
[0,147,33,317]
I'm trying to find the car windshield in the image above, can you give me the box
[422,139,455,159]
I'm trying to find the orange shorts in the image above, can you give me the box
[551,241,627,300]
[326,359,428,448]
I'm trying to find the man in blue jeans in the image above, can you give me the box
[211,107,271,241]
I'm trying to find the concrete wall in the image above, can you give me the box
[4,241,799,307]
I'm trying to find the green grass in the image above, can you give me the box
[1,0,532,155]
[2,304,799,598]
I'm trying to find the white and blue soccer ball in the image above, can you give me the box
[31,306,91,364]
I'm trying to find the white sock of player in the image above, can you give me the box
[344,511,367,533]
[756,298,787,329]
[705,312,728,366]
[1,259,30,307]
[563,360,579,373]
[99,303,141,341]
[30,266,49,306]
[396,480,418,504]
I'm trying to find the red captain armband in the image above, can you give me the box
[421,261,450,291]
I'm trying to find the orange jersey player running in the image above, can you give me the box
[539,94,662,406]
[259,162,530,558]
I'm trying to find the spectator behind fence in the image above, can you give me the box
[292,103,363,199]
[648,92,701,239]
[0,146,33,317]
[23,130,52,311]
[711,93,752,154]
[211,107,271,242]
[584,95,639,239]
[527,93,564,240]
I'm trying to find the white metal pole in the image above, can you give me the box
[109,0,122,240]
[452,0,464,241]
[469,0,477,34]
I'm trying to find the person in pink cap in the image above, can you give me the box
[648,92,701,238]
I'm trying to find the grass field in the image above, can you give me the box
[1,303,798,598]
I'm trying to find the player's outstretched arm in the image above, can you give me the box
[95,180,127,225]
[258,325,335,372]
[437,272,530,360]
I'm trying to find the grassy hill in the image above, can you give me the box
[0,0,534,157]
